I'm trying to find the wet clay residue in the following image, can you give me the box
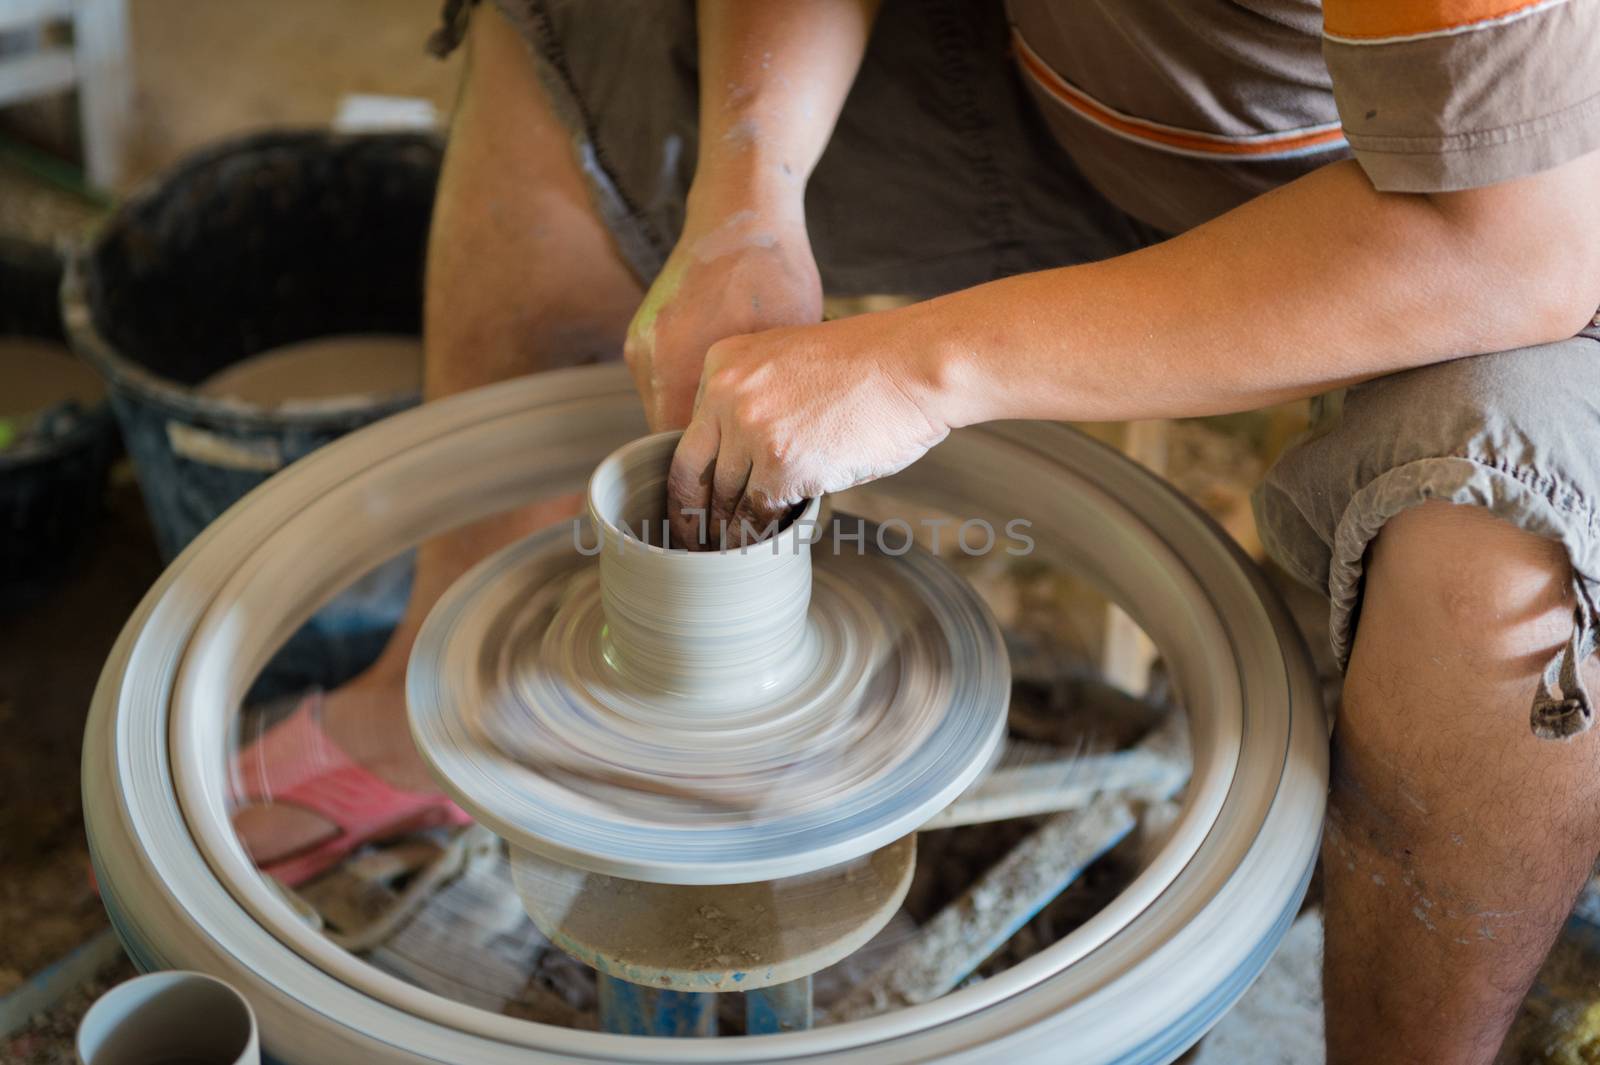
[514,837,917,991]
[197,334,422,405]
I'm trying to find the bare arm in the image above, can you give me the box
[690,0,878,214]
[916,153,1600,425]
[670,149,1600,527]
[624,0,877,433]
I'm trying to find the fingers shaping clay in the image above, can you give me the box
[407,432,1011,885]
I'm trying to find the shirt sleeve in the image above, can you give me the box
[1322,0,1600,192]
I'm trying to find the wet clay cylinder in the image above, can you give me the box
[588,432,822,704]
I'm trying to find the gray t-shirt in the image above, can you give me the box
[1007,0,1600,233]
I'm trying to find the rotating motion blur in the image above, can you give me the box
[214,1,1600,1062]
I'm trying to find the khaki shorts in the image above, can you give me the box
[436,0,1600,738]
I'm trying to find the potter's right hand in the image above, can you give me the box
[624,194,822,432]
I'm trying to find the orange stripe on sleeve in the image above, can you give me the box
[1324,0,1564,40]
[1012,33,1347,159]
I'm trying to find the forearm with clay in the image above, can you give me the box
[691,0,878,209]
[623,0,878,436]
[919,153,1600,427]
[666,150,1600,528]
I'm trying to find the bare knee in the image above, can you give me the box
[1324,504,1600,1065]
[1361,501,1572,677]
[425,3,641,392]
[1338,501,1600,855]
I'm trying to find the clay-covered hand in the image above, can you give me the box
[667,312,952,549]
[624,202,823,432]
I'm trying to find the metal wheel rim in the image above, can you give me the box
[83,364,1327,1063]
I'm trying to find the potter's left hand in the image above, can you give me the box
[667,313,952,548]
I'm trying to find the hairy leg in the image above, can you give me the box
[389,0,642,648]
[1324,501,1600,1064]
[237,5,641,862]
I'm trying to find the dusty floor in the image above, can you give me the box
[0,470,160,993]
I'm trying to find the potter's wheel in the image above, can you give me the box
[84,365,1328,1063]
[410,434,1009,885]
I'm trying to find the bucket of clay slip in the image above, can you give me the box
[63,130,440,698]
[1,236,119,598]
[77,970,259,1065]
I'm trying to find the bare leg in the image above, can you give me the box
[236,5,642,863]
[1323,501,1600,1064]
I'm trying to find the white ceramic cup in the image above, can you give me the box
[76,970,259,1065]
[587,431,822,703]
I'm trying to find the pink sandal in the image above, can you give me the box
[231,694,472,887]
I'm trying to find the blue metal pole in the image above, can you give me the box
[598,974,717,1037]
[745,976,814,1034]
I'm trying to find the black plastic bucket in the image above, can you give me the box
[1,236,119,599]
[64,130,443,697]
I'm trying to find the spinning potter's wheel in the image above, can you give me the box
[85,365,1328,1063]
[409,433,1009,885]
[406,430,1002,1023]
